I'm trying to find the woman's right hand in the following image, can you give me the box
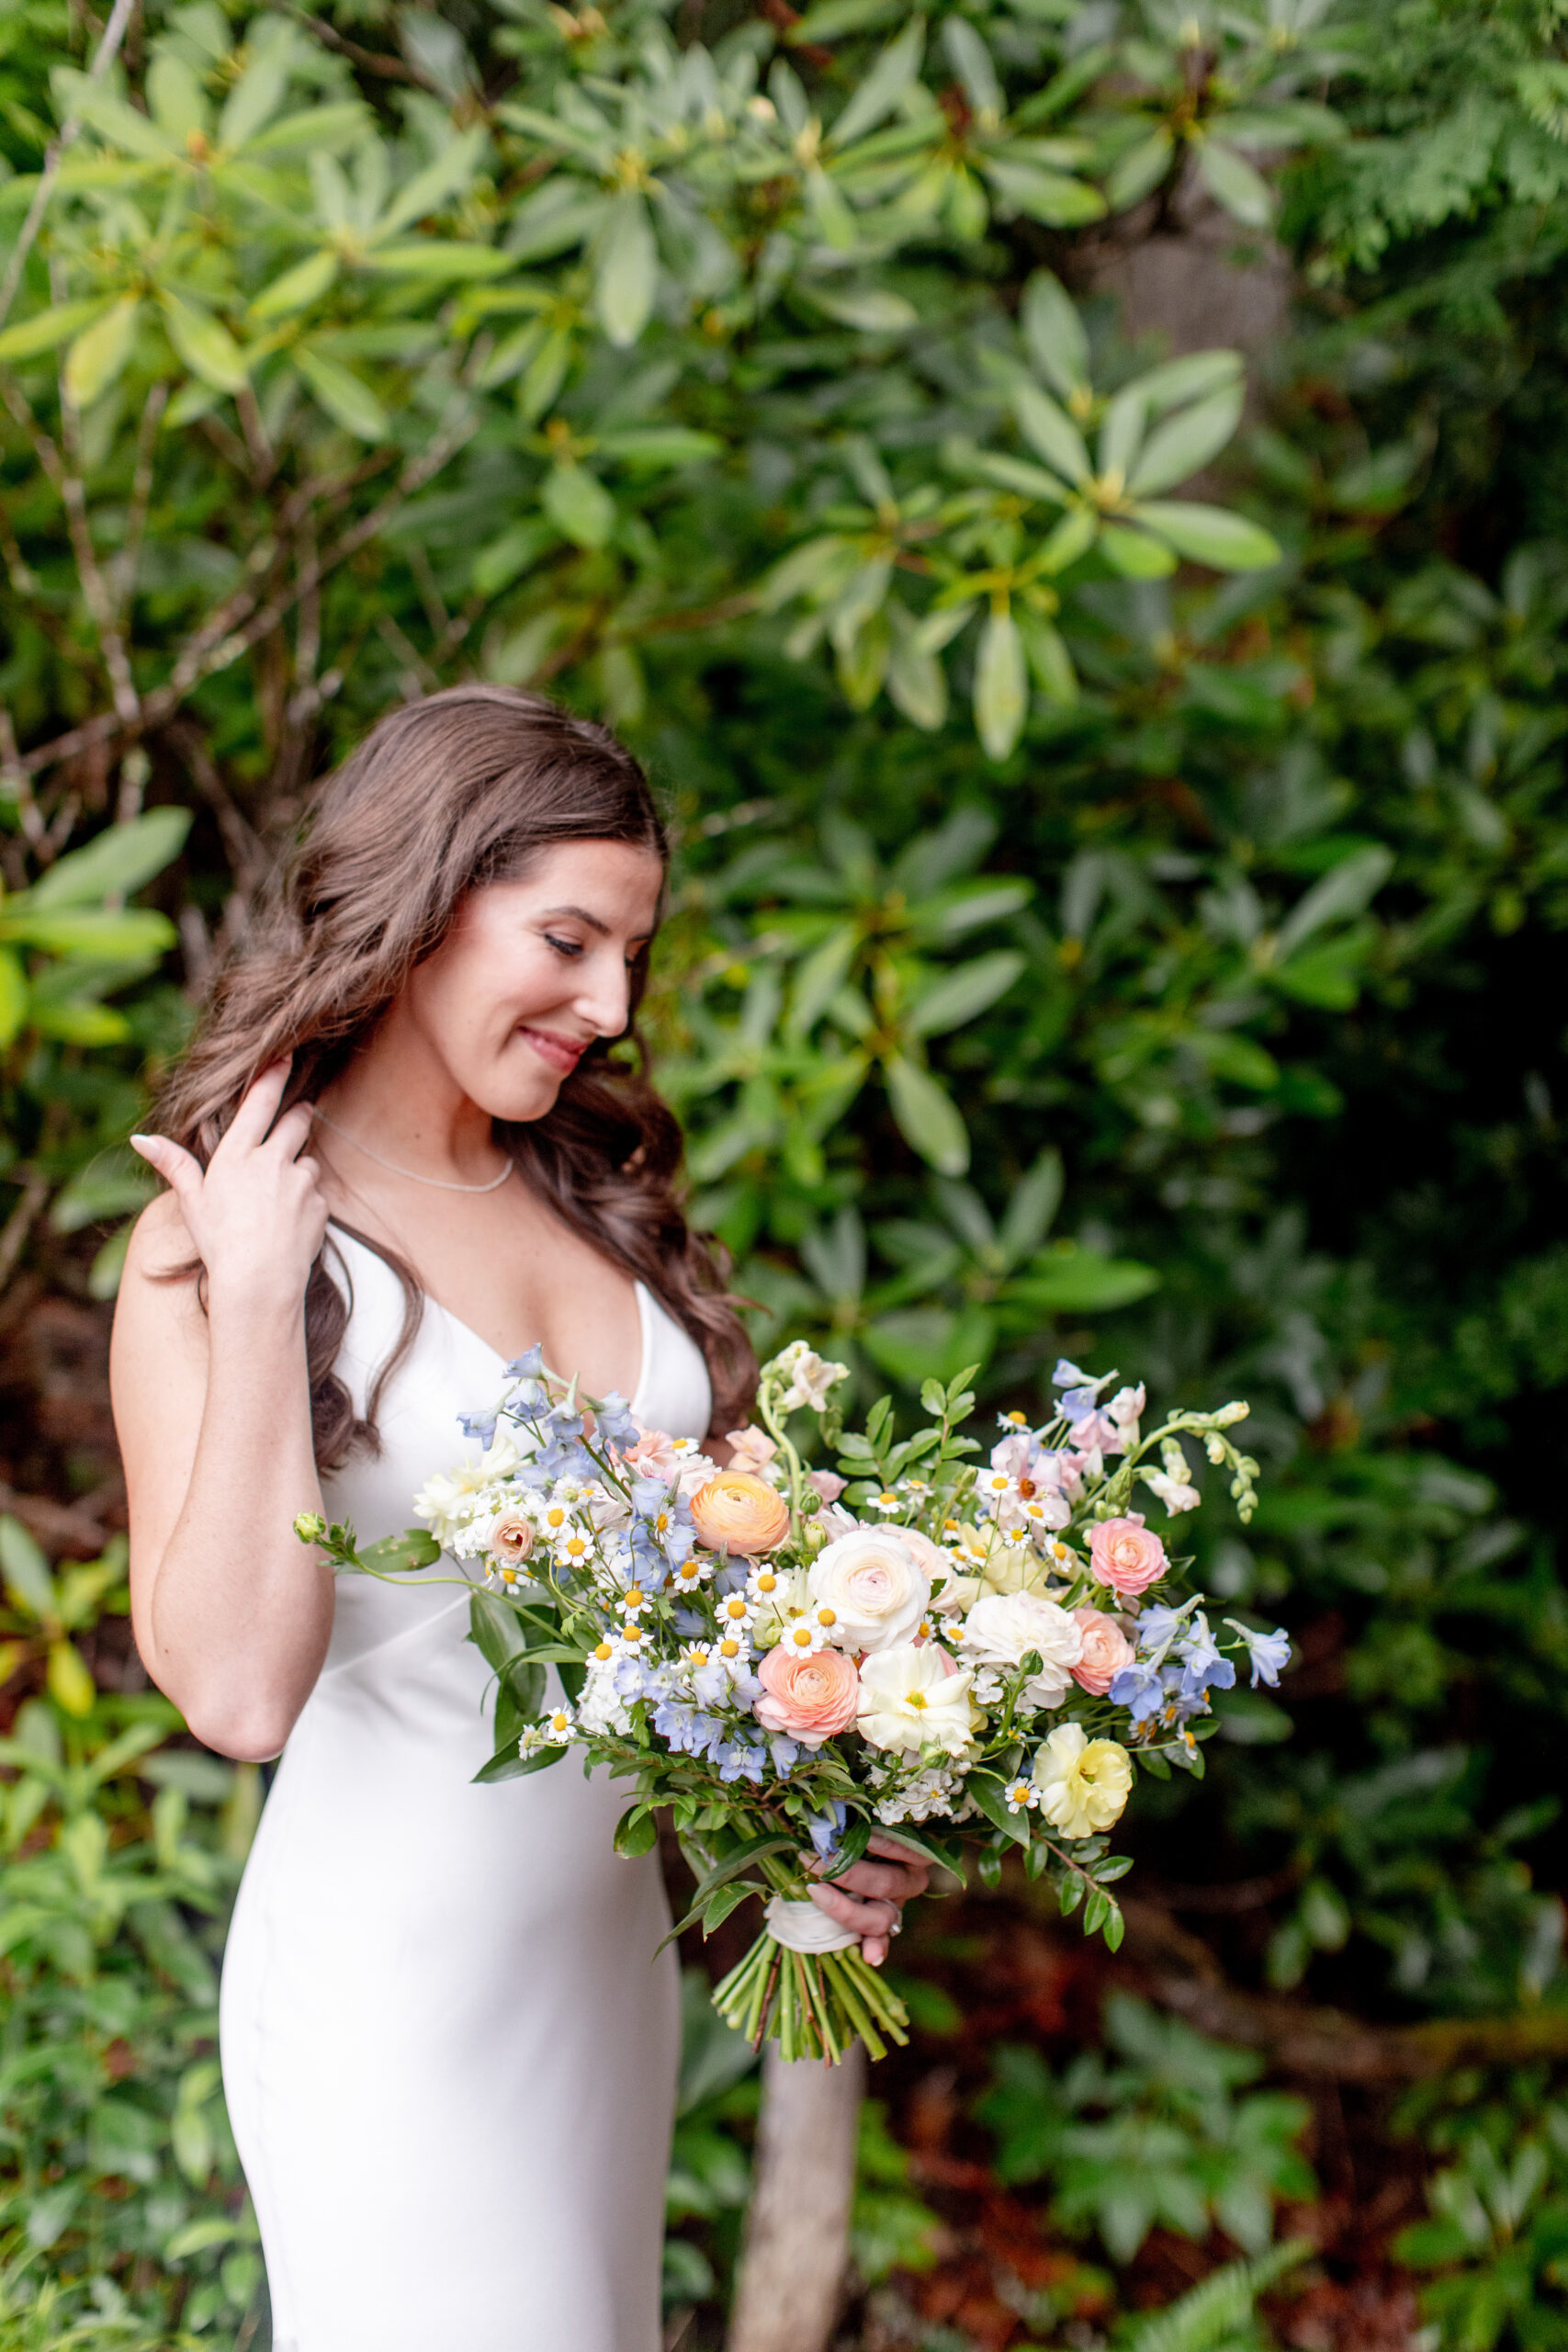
[130,1059,328,1311]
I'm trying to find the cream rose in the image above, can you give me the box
[956,1590,1084,1704]
[1089,1513,1168,1598]
[753,1645,861,1747]
[855,1643,975,1758]
[807,1528,931,1655]
[689,1471,792,1555]
[1070,1607,1135,1696]
[487,1512,536,1568]
[1031,1722,1133,1838]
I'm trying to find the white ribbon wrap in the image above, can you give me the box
[763,1895,859,1955]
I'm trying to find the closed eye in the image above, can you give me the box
[545,933,584,958]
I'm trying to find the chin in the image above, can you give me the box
[478,1069,567,1126]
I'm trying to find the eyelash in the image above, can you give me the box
[545,933,645,967]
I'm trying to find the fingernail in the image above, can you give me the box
[129,1134,152,1147]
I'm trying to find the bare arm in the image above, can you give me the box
[111,1063,333,1760]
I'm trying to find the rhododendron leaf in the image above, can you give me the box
[357,1529,441,1575]
[969,1772,1030,1845]
[472,1739,565,1784]
[614,1805,658,1859]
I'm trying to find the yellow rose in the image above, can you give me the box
[1030,1723,1133,1838]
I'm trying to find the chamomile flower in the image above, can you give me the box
[976,1469,1018,1509]
[714,1591,755,1635]
[868,1487,905,1516]
[541,1704,576,1743]
[619,1583,652,1616]
[746,1564,784,1605]
[540,1502,572,1539]
[776,1617,830,1657]
[670,1553,714,1590]
[1004,1776,1037,1815]
[554,1529,594,1573]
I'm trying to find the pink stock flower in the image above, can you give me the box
[807,1468,847,1505]
[1071,1607,1136,1695]
[753,1644,861,1747]
[622,1425,680,1480]
[725,1426,781,1479]
[1089,1514,1168,1598]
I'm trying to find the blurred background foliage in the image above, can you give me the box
[1,0,1566,2343]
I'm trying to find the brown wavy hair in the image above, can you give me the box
[153,684,754,1464]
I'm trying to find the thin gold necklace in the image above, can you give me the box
[312,1107,514,1195]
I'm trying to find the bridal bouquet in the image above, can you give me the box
[299,1347,1283,2064]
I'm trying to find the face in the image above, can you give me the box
[400,838,663,1124]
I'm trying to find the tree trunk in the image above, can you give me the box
[726,2042,864,2352]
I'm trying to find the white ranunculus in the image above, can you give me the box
[956,1590,1084,1705]
[808,1529,931,1655]
[855,1644,975,1758]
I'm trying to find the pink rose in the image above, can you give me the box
[807,1468,846,1504]
[753,1645,861,1747]
[1071,1606,1135,1695]
[726,1426,780,1478]
[1089,1513,1168,1598]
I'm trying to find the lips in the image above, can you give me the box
[519,1025,587,1075]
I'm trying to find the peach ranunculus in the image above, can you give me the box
[725,1426,782,1480]
[753,1644,860,1747]
[689,1471,792,1555]
[808,1528,931,1655]
[1088,1513,1168,1598]
[1071,1606,1135,1695]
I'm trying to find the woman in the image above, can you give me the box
[111,686,927,2352]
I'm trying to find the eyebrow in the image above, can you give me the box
[538,903,612,936]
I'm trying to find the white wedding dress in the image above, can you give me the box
[220,1225,711,2352]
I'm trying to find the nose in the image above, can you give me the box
[574,944,633,1039]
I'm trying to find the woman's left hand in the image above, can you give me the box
[804,1832,931,1967]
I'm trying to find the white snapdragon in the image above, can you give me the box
[768,1340,850,1414]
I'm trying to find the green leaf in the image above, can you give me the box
[0,949,26,1046]
[158,290,247,394]
[1020,269,1089,401]
[62,297,140,408]
[361,242,513,281]
[1134,500,1281,571]
[379,125,487,237]
[243,102,370,156]
[0,299,112,364]
[0,1516,54,1619]
[543,461,616,549]
[0,909,175,956]
[807,287,919,333]
[595,191,657,348]
[1105,125,1175,210]
[217,19,296,150]
[467,1587,532,1675]
[30,809,190,908]
[982,156,1105,227]
[665,1833,796,1940]
[358,1529,443,1575]
[294,345,389,442]
[907,951,1024,1037]
[1013,382,1091,485]
[1127,382,1245,496]
[884,1055,969,1176]
[942,17,1001,119]
[66,80,183,163]
[471,517,556,599]
[1016,607,1077,701]
[1272,845,1394,960]
[147,53,208,142]
[249,251,340,321]
[1197,138,1275,228]
[615,1804,659,1858]
[974,605,1027,760]
[968,1771,1031,1845]
[594,428,722,469]
[1010,1250,1161,1312]
[1100,523,1177,578]
[472,1738,566,1784]
[830,17,925,148]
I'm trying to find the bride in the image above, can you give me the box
[110,685,929,2352]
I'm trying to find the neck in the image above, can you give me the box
[317,1027,502,1189]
